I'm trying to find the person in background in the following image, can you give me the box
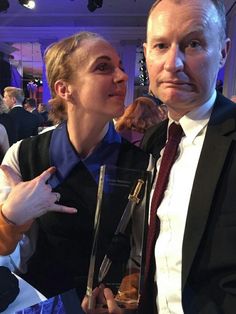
[216,78,223,93]
[0,94,17,146]
[0,124,9,163]
[0,32,150,300]
[115,96,167,146]
[24,97,44,126]
[3,87,40,143]
[37,102,52,126]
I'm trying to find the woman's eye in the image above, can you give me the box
[96,63,110,71]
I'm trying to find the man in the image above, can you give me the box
[140,0,234,313]
[82,0,236,313]
[24,98,44,126]
[0,94,17,146]
[0,52,11,94]
[3,87,40,143]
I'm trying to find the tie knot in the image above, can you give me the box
[168,122,183,140]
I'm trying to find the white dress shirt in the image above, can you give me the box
[152,91,217,313]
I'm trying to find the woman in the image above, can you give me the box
[115,96,167,146]
[0,32,150,299]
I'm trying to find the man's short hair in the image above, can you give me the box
[147,0,227,41]
[25,98,37,108]
[4,86,25,104]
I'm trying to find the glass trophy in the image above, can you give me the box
[86,165,151,312]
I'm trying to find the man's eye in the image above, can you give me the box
[154,43,168,50]
[188,40,201,48]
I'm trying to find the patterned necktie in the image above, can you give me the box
[139,122,183,311]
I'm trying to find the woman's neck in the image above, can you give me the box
[67,116,109,158]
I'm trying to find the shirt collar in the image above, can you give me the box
[11,105,23,109]
[48,121,121,188]
[168,90,216,143]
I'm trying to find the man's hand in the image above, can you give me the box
[82,286,122,314]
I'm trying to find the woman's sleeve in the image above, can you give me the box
[0,208,33,255]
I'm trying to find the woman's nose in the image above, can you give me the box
[114,67,128,83]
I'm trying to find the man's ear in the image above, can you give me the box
[54,80,72,101]
[143,42,147,59]
[11,96,17,107]
[219,38,231,68]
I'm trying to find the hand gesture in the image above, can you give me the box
[0,165,77,225]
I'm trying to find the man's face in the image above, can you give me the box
[3,92,15,109]
[144,0,230,118]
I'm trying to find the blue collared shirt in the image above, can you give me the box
[48,121,121,188]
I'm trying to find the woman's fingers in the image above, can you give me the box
[37,166,56,183]
[53,192,61,203]
[49,203,77,214]
[0,165,56,188]
[0,165,22,186]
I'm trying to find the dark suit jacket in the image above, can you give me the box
[0,113,17,146]
[31,108,45,126]
[141,93,236,314]
[8,106,39,143]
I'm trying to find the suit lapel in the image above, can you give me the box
[182,94,236,289]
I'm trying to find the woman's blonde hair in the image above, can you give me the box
[115,96,167,133]
[44,31,103,122]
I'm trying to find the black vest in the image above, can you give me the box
[18,131,150,298]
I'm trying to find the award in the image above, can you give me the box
[86,165,151,312]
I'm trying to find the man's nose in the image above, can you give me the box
[164,46,184,73]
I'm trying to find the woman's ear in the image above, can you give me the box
[54,80,72,101]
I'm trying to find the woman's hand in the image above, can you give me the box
[0,165,77,225]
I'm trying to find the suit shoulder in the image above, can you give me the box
[118,138,150,170]
[140,120,168,157]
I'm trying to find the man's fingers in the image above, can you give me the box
[104,288,122,314]
[81,294,89,312]
[37,166,56,183]
[81,287,100,313]
[50,204,77,214]
[0,165,22,186]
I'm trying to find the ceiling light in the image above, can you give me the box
[18,0,36,10]
[0,0,9,13]
[87,0,103,12]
